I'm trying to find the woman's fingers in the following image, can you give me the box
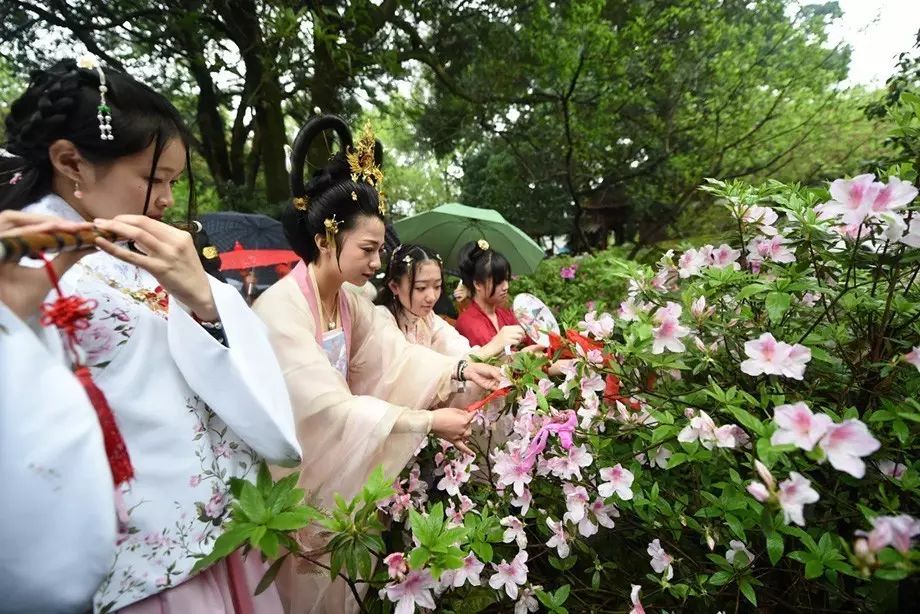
[93,218,162,257]
[94,236,156,270]
[452,438,475,456]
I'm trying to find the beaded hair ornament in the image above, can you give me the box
[76,55,114,141]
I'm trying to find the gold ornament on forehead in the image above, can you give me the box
[346,122,388,216]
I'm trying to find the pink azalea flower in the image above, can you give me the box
[489,551,529,599]
[818,419,881,478]
[740,332,811,380]
[629,584,646,614]
[381,569,437,613]
[562,483,590,524]
[580,310,615,338]
[855,514,920,553]
[877,460,907,479]
[545,517,571,558]
[560,264,578,280]
[619,298,641,321]
[678,248,708,278]
[678,410,738,449]
[747,481,771,502]
[545,443,593,481]
[511,488,532,515]
[900,219,920,248]
[691,295,713,319]
[647,538,674,579]
[637,445,672,469]
[537,378,554,395]
[726,540,754,567]
[492,447,533,496]
[515,585,540,614]
[800,292,820,307]
[384,552,408,580]
[777,472,819,526]
[820,174,880,225]
[501,515,528,549]
[652,302,690,354]
[518,389,539,413]
[598,463,635,501]
[443,553,484,588]
[573,498,619,537]
[747,234,796,264]
[904,347,920,372]
[446,495,475,527]
[742,205,779,235]
[581,373,606,396]
[710,243,742,268]
[770,402,833,451]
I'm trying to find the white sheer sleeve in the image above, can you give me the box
[0,302,117,612]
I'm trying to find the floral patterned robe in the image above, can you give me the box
[23,194,302,612]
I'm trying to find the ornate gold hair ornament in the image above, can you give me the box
[477,239,490,251]
[293,196,309,211]
[347,122,387,216]
[324,215,341,247]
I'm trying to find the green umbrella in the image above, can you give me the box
[393,203,545,275]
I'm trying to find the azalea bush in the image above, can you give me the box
[367,163,920,610]
[206,102,920,612]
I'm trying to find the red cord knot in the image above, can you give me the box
[40,295,98,336]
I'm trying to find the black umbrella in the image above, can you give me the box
[199,212,297,290]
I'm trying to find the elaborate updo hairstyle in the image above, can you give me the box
[1,58,194,213]
[457,240,511,298]
[376,244,444,317]
[282,115,385,265]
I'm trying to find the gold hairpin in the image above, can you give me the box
[324,215,341,248]
[351,191,358,201]
[477,239,490,251]
[293,196,309,211]
[346,122,387,216]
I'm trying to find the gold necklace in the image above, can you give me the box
[320,294,338,330]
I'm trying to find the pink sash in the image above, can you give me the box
[291,261,353,370]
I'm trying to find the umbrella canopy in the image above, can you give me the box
[218,241,299,271]
[199,212,299,288]
[393,203,544,275]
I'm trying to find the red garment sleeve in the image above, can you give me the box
[455,307,494,347]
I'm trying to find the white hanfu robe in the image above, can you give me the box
[254,262,469,613]
[22,194,302,612]
[0,301,116,613]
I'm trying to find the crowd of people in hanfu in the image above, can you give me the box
[0,57,547,613]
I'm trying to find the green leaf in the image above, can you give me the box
[266,508,317,531]
[739,577,758,605]
[766,292,791,322]
[725,513,746,540]
[471,541,493,563]
[709,570,732,586]
[191,525,254,573]
[256,462,273,495]
[254,554,288,595]
[804,559,824,579]
[409,546,430,569]
[259,530,280,558]
[766,529,784,565]
[238,481,268,524]
[249,525,267,549]
[555,584,571,604]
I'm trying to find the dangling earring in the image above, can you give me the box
[74,182,84,199]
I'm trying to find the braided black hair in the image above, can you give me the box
[1,58,194,214]
[281,114,385,264]
[375,244,444,317]
[457,240,511,298]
